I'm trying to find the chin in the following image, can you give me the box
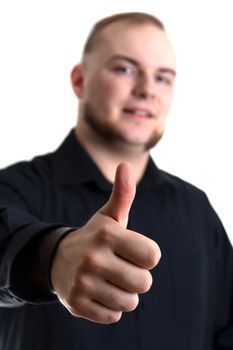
[120,123,164,146]
[145,132,164,150]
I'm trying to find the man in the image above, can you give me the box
[0,12,232,350]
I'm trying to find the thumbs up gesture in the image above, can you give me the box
[51,163,161,324]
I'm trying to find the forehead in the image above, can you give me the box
[87,22,176,69]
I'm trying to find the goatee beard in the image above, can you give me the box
[82,102,163,151]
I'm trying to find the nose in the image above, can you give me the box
[132,73,155,100]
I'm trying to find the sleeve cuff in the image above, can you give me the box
[9,227,76,304]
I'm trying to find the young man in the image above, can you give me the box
[0,12,232,350]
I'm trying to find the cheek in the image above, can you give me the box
[103,79,130,102]
[159,89,174,111]
[87,83,112,105]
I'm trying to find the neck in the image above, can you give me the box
[75,123,150,184]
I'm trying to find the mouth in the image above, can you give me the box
[122,108,154,119]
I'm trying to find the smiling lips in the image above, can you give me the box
[123,107,154,119]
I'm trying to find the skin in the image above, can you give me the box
[51,21,176,324]
[73,21,176,182]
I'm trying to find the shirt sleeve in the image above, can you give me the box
[0,162,74,306]
[9,226,75,304]
[209,203,233,348]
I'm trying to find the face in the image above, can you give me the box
[73,21,176,151]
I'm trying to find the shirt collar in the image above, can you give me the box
[52,130,113,191]
[52,129,176,191]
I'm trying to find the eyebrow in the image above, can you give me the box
[107,54,176,76]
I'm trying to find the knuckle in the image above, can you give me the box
[106,290,138,313]
[74,274,88,292]
[95,223,113,245]
[107,290,121,308]
[66,289,83,314]
[71,299,89,318]
[81,252,102,272]
[105,311,122,324]
[123,294,139,311]
[138,270,153,293]
[68,295,94,320]
[147,242,161,268]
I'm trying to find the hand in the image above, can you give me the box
[51,162,161,324]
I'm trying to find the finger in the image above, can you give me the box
[100,253,153,294]
[68,297,122,324]
[114,229,161,270]
[100,162,136,227]
[89,278,139,312]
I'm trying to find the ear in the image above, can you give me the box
[70,64,84,99]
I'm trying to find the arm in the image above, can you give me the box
[7,227,74,303]
[213,219,233,349]
[0,163,70,306]
[0,161,161,322]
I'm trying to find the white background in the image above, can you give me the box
[0,1,232,243]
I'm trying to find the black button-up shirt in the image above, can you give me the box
[0,130,232,349]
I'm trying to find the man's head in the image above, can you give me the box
[71,12,176,152]
[82,12,165,56]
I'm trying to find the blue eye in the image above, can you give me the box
[114,66,133,75]
[155,75,170,85]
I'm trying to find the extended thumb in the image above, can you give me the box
[100,162,136,227]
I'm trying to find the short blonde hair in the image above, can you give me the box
[83,12,165,55]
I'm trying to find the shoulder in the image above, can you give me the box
[158,168,222,224]
[159,168,208,201]
[0,152,55,202]
[159,169,231,247]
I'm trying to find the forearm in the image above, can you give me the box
[0,225,75,306]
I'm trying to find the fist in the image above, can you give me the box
[51,162,161,323]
